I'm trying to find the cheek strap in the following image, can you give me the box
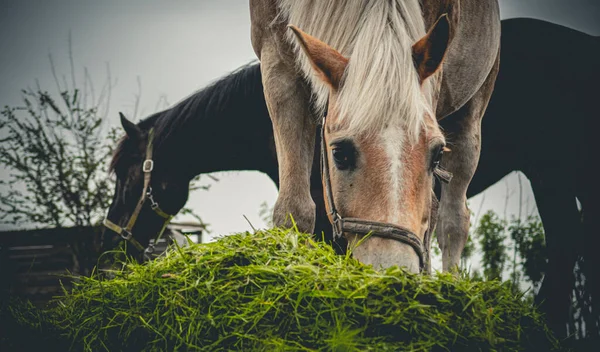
[103,128,174,256]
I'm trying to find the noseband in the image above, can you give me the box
[103,128,174,259]
[320,106,452,273]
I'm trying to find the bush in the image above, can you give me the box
[2,228,561,351]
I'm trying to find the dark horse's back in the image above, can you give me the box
[471,18,599,204]
[472,18,599,341]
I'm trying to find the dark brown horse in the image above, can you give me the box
[102,65,276,258]
[468,18,598,338]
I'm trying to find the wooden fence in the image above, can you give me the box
[0,223,204,306]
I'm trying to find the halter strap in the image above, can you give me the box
[103,128,173,256]
[124,130,155,233]
[337,218,426,268]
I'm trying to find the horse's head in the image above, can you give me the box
[102,113,191,260]
[290,15,451,272]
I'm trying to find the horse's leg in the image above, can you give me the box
[582,187,600,337]
[530,179,581,338]
[436,50,500,272]
[250,0,317,233]
[583,197,600,337]
[259,52,317,232]
[581,112,599,336]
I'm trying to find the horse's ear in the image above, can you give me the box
[288,24,348,90]
[119,112,141,139]
[412,14,451,83]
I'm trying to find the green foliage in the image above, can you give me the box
[4,228,561,351]
[469,208,546,295]
[475,211,508,281]
[0,87,117,228]
[508,216,546,290]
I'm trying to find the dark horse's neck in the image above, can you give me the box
[138,62,278,184]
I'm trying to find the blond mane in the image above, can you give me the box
[278,0,432,141]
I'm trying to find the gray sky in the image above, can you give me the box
[1,0,598,270]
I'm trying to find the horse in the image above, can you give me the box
[103,18,596,337]
[102,64,277,259]
[250,0,500,272]
[466,18,598,338]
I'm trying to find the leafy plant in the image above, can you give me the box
[509,216,546,291]
[0,85,117,229]
[475,210,508,281]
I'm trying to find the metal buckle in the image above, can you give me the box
[142,159,154,173]
[146,188,159,209]
[120,229,133,241]
[145,244,155,255]
[143,244,155,262]
[332,213,343,238]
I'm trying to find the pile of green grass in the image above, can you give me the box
[3,227,560,351]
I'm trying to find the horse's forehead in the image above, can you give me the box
[327,116,441,146]
[112,144,146,180]
[325,89,441,143]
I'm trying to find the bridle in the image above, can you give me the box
[320,104,452,273]
[103,128,174,259]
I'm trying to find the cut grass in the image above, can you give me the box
[2,227,561,351]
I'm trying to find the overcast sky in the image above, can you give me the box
[1,1,598,270]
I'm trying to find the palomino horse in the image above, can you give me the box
[250,0,500,272]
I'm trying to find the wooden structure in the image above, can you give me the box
[0,222,205,306]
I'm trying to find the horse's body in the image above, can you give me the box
[468,18,599,336]
[250,0,500,271]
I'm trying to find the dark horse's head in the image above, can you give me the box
[102,113,192,261]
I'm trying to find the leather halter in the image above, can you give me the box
[320,106,452,272]
[103,128,174,258]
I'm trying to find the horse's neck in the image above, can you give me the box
[156,65,277,182]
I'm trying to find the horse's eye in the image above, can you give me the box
[332,141,357,171]
[431,145,444,171]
